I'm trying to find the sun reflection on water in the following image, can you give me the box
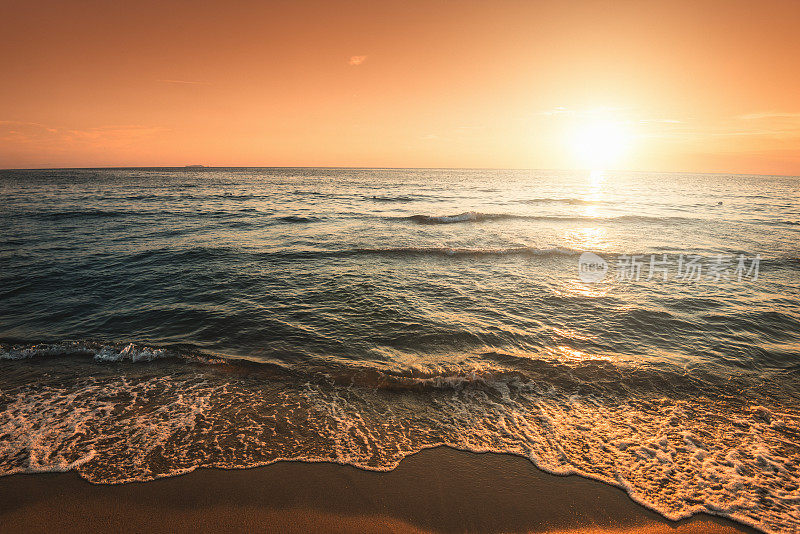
[549,345,612,363]
[563,170,615,262]
[558,277,610,298]
[565,226,610,252]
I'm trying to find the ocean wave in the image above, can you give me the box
[291,190,343,198]
[110,244,587,263]
[9,208,703,226]
[0,340,784,398]
[123,193,265,201]
[348,245,582,258]
[406,212,521,224]
[21,209,331,225]
[93,343,171,362]
[367,195,418,202]
[32,209,128,220]
[0,341,216,364]
[1,349,798,533]
[275,215,323,223]
[518,197,603,205]
[64,243,799,268]
[402,212,697,225]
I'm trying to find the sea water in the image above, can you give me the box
[1,168,798,532]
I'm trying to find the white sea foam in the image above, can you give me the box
[1,367,797,533]
[93,343,169,362]
[0,341,172,362]
[0,342,91,360]
[408,211,515,224]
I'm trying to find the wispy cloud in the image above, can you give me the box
[638,112,800,142]
[348,55,367,66]
[737,112,800,121]
[0,120,57,132]
[0,121,166,147]
[158,79,211,85]
[66,125,167,140]
[710,112,800,137]
[538,106,571,116]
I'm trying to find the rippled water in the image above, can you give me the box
[1,168,799,532]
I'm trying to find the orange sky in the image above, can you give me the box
[1,0,799,174]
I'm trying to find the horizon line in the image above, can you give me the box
[1,165,799,178]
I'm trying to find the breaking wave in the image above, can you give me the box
[0,341,223,365]
[0,341,798,533]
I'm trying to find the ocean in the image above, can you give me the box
[1,168,798,532]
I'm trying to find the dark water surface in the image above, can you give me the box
[1,168,799,532]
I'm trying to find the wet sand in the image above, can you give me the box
[0,446,758,533]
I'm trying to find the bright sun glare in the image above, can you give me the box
[569,119,634,170]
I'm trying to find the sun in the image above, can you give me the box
[569,119,634,170]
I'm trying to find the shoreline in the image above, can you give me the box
[0,446,759,534]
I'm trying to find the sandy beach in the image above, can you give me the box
[0,447,757,534]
